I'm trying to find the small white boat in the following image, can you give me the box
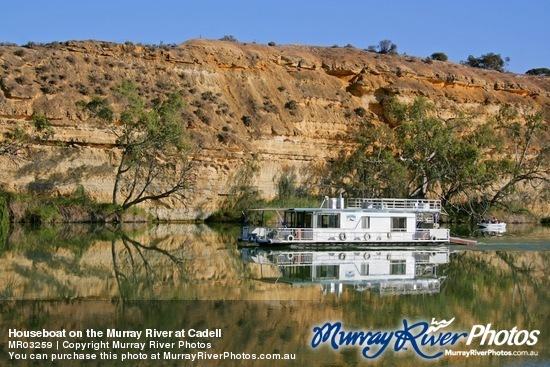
[477,221,507,233]
[239,196,450,246]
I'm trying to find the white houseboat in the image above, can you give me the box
[240,247,450,296]
[239,196,450,246]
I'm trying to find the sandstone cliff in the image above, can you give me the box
[0,40,548,220]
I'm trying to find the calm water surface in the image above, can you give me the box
[0,223,548,366]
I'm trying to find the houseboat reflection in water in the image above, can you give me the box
[240,247,450,296]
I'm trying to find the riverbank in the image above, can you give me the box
[0,189,149,225]
[1,190,548,227]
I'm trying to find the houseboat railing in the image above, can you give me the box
[379,279,443,295]
[345,198,441,210]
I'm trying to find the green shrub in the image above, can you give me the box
[526,68,550,76]
[370,40,398,55]
[219,35,238,42]
[31,113,55,141]
[430,52,448,61]
[241,115,252,127]
[24,204,60,224]
[354,107,367,117]
[463,52,508,72]
[284,100,297,110]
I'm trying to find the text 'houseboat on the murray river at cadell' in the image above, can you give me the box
[238,196,459,247]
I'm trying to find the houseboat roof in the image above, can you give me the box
[248,198,444,214]
[248,208,292,211]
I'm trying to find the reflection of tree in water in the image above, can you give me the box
[442,251,548,331]
[495,251,549,328]
[110,231,186,301]
[0,224,188,301]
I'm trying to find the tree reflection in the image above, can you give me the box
[110,230,186,301]
[495,251,547,328]
[441,250,548,332]
[0,224,188,301]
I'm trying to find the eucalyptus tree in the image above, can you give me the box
[330,96,548,216]
[487,108,549,208]
[329,120,408,198]
[78,81,195,210]
[394,97,452,198]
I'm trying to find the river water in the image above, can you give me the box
[0,223,548,366]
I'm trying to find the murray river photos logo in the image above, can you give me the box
[310,318,540,359]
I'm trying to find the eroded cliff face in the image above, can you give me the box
[0,40,548,220]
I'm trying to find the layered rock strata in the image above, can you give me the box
[0,40,548,220]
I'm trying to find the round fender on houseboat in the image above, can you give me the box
[364,233,371,241]
[339,253,346,260]
[339,233,347,241]
[287,253,294,260]
[363,253,370,259]
[387,232,392,239]
[431,236,437,241]
[287,235,294,241]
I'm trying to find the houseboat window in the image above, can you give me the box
[284,212,313,228]
[285,212,313,228]
[390,260,406,275]
[301,212,313,228]
[314,265,339,280]
[317,214,340,228]
[285,266,312,281]
[360,263,369,275]
[361,216,370,229]
[391,217,407,232]
[284,212,293,227]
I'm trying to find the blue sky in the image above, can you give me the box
[2,0,548,74]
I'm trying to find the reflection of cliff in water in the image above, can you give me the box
[0,224,548,366]
[0,223,245,300]
[241,247,449,297]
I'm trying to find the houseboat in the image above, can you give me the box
[239,196,450,246]
[240,247,450,296]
